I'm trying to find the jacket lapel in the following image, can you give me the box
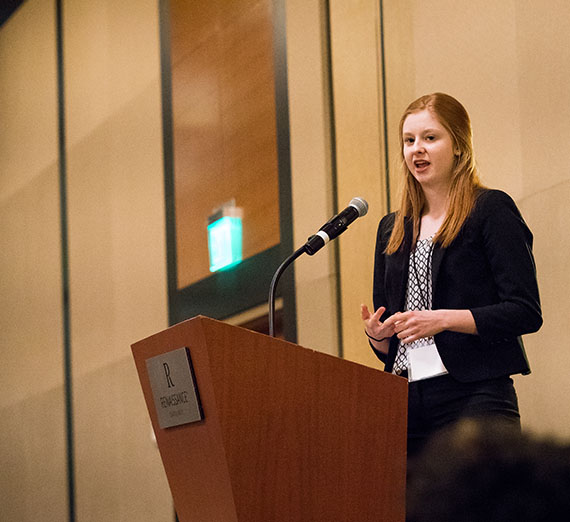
[431,243,445,294]
[395,220,414,311]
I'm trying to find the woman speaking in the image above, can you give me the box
[361,93,542,458]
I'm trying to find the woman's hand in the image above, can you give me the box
[383,310,444,344]
[361,304,396,354]
[383,309,477,344]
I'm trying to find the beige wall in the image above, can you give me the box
[330,0,570,438]
[328,0,390,367]
[1,0,172,520]
[63,0,172,520]
[285,0,340,355]
[386,0,570,438]
[510,0,570,436]
[2,1,570,519]
[0,2,68,520]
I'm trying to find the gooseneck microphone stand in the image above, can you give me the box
[267,197,369,337]
[268,244,306,337]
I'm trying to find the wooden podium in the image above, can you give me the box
[131,316,407,521]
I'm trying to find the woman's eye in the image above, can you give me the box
[404,137,414,144]
[426,135,435,141]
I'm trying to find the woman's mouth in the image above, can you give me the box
[413,160,430,172]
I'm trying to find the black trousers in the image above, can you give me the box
[405,372,520,459]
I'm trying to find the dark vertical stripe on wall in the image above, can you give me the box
[156,0,182,503]
[378,0,391,211]
[323,0,344,358]
[55,1,76,521]
[157,0,178,328]
[272,0,297,343]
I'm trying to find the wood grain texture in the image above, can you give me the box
[132,318,239,521]
[132,316,407,521]
[169,0,281,288]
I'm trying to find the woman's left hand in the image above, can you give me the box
[384,309,478,343]
[383,310,445,344]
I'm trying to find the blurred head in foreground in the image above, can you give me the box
[407,418,570,522]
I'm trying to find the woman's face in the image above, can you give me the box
[402,109,456,192]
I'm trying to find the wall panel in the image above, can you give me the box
[511,0,570,437]
[382,0,570,438]
[326,0,570,440]
[329,0,389,366]
[284,0,339,355]
[63,0,172,519]
[0,1,67,520]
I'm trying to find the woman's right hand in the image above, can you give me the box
[360,304,395,353]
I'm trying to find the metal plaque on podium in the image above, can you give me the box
[146,347,203,429]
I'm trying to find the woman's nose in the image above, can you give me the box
[412,140,426,153]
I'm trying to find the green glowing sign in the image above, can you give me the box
[207,216,243,272]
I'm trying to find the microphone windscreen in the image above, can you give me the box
[349,197,368,217]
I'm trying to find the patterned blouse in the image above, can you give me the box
[393,236,435,375]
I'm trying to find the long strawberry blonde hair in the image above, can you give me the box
[386,93,483,254]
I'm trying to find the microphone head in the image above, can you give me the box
[349,197,369,217]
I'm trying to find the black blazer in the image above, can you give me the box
[372,189,542,382]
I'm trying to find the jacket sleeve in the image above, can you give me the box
[372,213,397,315]
[469,190,543,341]
[370,214,395,363]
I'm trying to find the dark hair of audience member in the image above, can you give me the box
[406,418,570,522]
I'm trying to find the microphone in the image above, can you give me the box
[304,197,369,255]
[268,196,368,336]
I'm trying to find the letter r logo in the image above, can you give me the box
[163,362,175,388]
